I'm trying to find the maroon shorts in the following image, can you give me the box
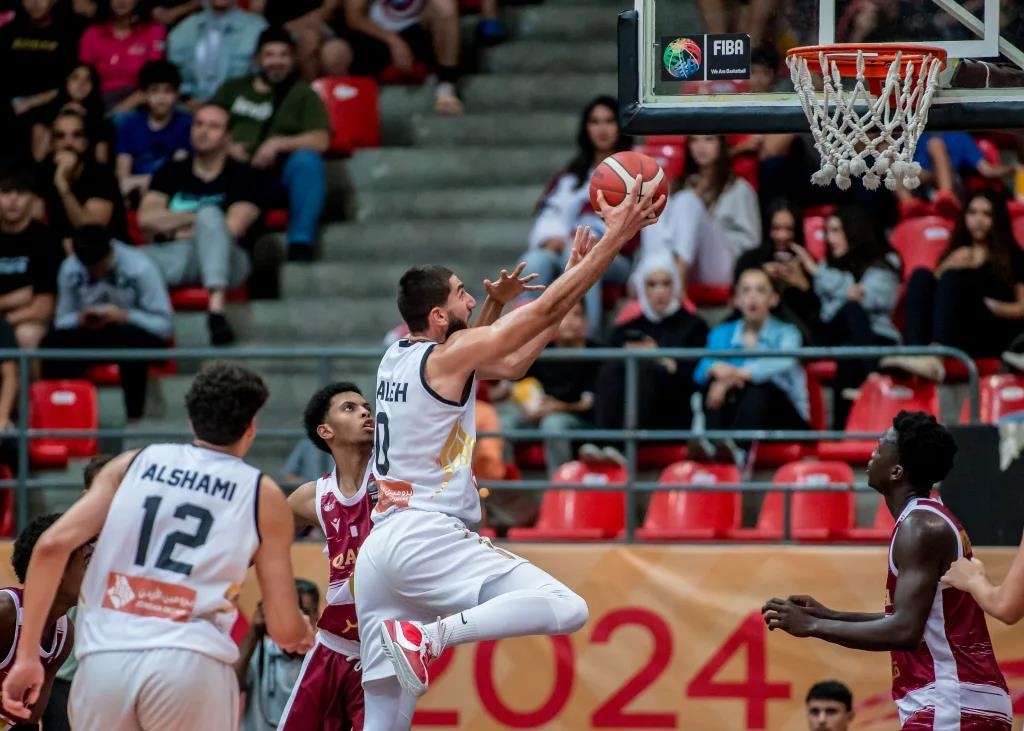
[901,708,1011,730]
[278,641,364,731]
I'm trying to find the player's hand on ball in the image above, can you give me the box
[2,657,43,719]
[483,262,544,304]
[596,175,667,243]
[762,598,814,637]
[941,557,986,591]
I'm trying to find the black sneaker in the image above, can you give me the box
[1004,333,1024,372]
[287,243,314,262]
[208,313,235,346]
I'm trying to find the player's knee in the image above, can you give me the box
[556,588,589,633]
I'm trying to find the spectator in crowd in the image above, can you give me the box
[168,0,267,103]
[237,580,320,731]
[41,225,173,420]
[212,26,329,262]
[519,96,633,335]
[734,199,822,342]
[248,0,352,80]
[582,254,708,465]
[693,267,808,463]
[280,437,326,485]
[0,319,18,442]
[474,397,505,482]
[138,104,260,345]
[79,0,165,111]
[806,679,854,731]
[507,302,599,473]
[794,205,902,427]
[41,453,112,731]
[0,0,80,142]
[341,0,463,114]
[150,0,201,28]
[898,132,1015,219]
[115,59,192,202]
[641,134,761,290]
[884,190,1024,380]
[37,110,129,246]
[31,62,115,164]
[0,166,62,350]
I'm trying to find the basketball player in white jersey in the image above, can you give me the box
[1,362,316,730]
[355,180,665,729]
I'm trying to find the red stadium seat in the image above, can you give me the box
[818,374,939,463]
[889,216,954,282]
[125,209,143,245]
[513,442,546,471]
[806,360,837,382]
[635,142,685,182]
[942,356,1002,383]
[687,283,732,306]
[635,461,741,540]
[1012,211,1024,251]
[265,209,289,231]
[29,380,98,469]
[637,443,688,469]
[311,76,381,155]
[169,284,248,311]
[774,460,855,542]
[507,461,625,541]
[0,465,12,538]
[377,62,431,85]
[803,204,837,219]
[845,499,897,543]
[803,215,827,261]
[723,492,783,542]
[614,297,696,326]
[960,374,1024,424]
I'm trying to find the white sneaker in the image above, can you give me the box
[1004,350,1024,373]
[879,355,945,381]
[601,446,627,466]
[578,443,604,464]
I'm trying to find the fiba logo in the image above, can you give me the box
[662,37,702,80]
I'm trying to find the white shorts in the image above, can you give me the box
[70,648,239,731]
[355,509,528,683]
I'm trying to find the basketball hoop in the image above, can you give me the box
[786,44,947,191]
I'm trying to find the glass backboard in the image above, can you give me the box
[619,0,1024,134]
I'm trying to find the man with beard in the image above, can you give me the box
[137,104,262,345]
[356,172,665,728]
[212,26,330,263]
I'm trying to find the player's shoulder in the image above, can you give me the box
[897,507,958,551]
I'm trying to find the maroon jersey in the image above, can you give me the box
[313,464,374,656]
[0,588,70,724]
[886,498,1011,728]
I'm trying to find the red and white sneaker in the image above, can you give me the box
[380,619,435,697]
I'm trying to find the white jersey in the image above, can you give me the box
[77,443,262,665]
[373,338,480,524]
[368,0,427,32]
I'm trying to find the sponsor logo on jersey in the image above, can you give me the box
[102,572,197,622]
[375,478,413,512]
[367,475,379,508]
[331,517,341,533]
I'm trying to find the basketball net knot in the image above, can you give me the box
[787,48,943,191]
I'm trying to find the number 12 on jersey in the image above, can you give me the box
[134,496,214,577]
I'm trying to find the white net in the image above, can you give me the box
[787,48,944,191]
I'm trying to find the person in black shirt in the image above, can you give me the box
[31,62,115,165]
[582,253,709,464]
[37,110,128,245]
[508,301,599,474]
[137,104,261,345]
[885,190,1024,380]
[0,166,62,350]
[248,0,352,80]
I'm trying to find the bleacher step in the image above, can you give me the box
[346,146,566,189]
[410,112,578,146]
[317,218,530,261]
[282,262,502,299]
[353,185,539,220]
[481,41,619,74]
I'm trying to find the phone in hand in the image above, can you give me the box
[623,329,647,343]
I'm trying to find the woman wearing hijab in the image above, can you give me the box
[579,254,708,464]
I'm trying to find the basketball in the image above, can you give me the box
[588,150,669,212]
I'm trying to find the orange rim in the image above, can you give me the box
[786,43,947,78]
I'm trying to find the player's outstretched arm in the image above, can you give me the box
[286,480,318,534]
[764,513,954,651]
[2,450,136,718]
[944,532,1024,624]
[435,187,662,385]
[253,476,316,654]
[473,262,544,328]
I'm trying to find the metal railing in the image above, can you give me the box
[2,344,980,537]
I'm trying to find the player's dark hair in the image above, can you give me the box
[946,189,1017,285]
[295,578,320,604]
[892,410,957,490]
[806,680,852,711]
[303,382,363,454]
[565,95,632,189]
[138,59,181,91]
[398,265,454,332]
[12,513,62,584]
[83,454,113,490]
[185,362,269,445]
